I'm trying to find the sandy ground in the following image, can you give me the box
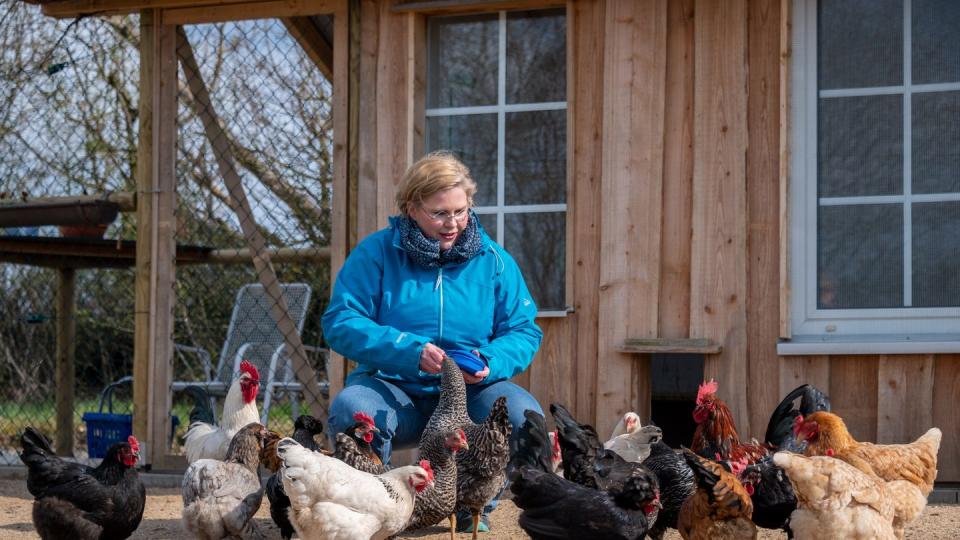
[1,479,958,539]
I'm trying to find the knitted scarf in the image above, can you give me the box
[397,211,483,269]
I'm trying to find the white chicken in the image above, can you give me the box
[604,422,663,463]
[184,361,261,464]
[276,437,434,540]
[610,411,642,438]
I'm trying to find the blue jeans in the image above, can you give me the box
[328,373,543,514]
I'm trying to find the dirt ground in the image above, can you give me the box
[1,479,958,539]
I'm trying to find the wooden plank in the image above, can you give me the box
[620,338,721,354]
[596,0,667,432]
[177,28,327,423]
[658,0,694,342]
[528,318,573,412]
[691,0,750,433]
[409,14,426,161]
[570,0,603,426]
[746,0,782,440]
[778,0,792,338]
[932,355,960,481]
[202,246,331,264]
[778,355,830,399]
[393,0,563,14]
[328,0,351,400]
[161,0,336,25]
[356,0,380,238]
[828,355,878,442]
[283,17,335,82]
[54,268,76,457]
[15,192,136,212]
[375,0,412,224]
[876,355,934,444]
[43,0,333,18]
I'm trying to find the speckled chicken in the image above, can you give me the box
[457,396,511,540]
[405,428,468,538]
[334,411,387,475]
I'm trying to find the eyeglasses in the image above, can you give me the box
[421,206,469,223]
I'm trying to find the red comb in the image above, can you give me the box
[239,360,260,382]
[696,379,719,405]
[353,411,375,426]
[418,459,435,481]
[128,436,139,452]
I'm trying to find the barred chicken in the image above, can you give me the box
[181,422,268,539]
[773,451,927,540]
[642,440,695,540]
[456,395,512,540]
[405,428,468,538]
[276,437,434,540]
[333,411,385,474]
[677,449,757,540]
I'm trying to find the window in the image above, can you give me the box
[787,0,960,349]
[425,9,568,314]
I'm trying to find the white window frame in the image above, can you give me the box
[782,0,960,354]
[425,10,569,317]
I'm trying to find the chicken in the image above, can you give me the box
[333,412,385,474]
[184,361,261,463]
[642,440,696,540]
[610,411,642,438]
[276,437,434,540]
[405,428,468,537]
[773,451,927,540]
[547,431,563,475]
[511,467,661,540]
[677,449,757,540]
[20,427,145,540]
[795,411,941,495]
[691,379,767,465]
[507,409,555,478]
[550,402,654,495]
[604,423,663,463]
[456,395,512,540]
[265,415,327,540]
[181,422,268,540]
[764,384,831,451]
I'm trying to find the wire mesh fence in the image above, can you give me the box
[0,1,333,465]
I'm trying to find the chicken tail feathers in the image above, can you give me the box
[682,448,721,498]
[549,402,601,450]
[183,385,216,427]
[508,409,554,477]
[486,396,511,436]
[764,384,831,449]
[19,427,55,465]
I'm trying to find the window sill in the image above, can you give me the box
[536,307,573,319]
[777,334,960,356]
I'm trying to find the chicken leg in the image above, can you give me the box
[448,514,456,540]
[471,510,480,540]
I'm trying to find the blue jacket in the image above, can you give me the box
[321,216,543,396]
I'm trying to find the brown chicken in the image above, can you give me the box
[691,380,768,466]
[677,449,757,540]
[795,411,941,495]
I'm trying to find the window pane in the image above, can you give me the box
[818,0,902,89]
[427,14,498,108]
[818,204,903,309]
[912,0,960,84]
[912,201,960,307]
[426,114,498,206]
[818,95,902,197]
[505,110,566,205]
[504,212,565,310]
[476,212,497,239]
[912,91,960,194]
[506,9,566,104]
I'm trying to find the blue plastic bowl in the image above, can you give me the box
[446,349,486,374]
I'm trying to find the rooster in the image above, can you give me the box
[184,360,261,463]
[773,451,927,539]
[333,411,385,474]
[265,415,327,540]
[20,428,145,540]
[795,411,941,496]
[677,449,757,540]
[276,437,435,540]
[691,379,767,465]
[181,422,269,539]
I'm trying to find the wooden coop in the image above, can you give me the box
[18,0,960,482]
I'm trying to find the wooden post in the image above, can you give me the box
[176,27,328,422]
[134,9,178,467]
[55,267,76,457]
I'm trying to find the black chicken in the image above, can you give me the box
[266,414,326,540]
[641,440,695,540]
[507,409,556,478]
[20,427,145,540]
[764,383,831,451]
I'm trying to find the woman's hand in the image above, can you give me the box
[419,343,446,374]
[462,350,489,384]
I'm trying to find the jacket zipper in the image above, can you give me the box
[435,268,444,343]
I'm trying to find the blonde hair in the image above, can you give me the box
[395,151,477,216]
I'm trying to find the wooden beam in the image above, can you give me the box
[691,0,750,433]
[596,0,667,433]
[55,267,76,457]
[21,192,136,212]
[177,27,328,424]
[375,1,412,224]
[161,0,336,26]
[42,0,332,18]
[933,355,960,481]
[282,17,334,82]
[620,338,721,355]
[392,0,563,14]
[200,246,331,264]
[778,0,792,339]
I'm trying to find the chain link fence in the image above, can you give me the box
[0,1,333,464]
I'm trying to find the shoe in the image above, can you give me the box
[455,512,490,533]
